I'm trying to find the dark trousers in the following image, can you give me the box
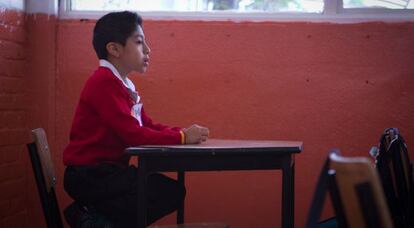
[64,164,186,227]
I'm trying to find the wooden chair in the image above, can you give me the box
[306,150,394,228]
[305,153,334,228]
[28,128,228,228]
[329,151,393,228]
[27,128,64,228]
[28,128,115,228]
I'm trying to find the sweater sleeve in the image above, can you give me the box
[87,78,181,146]
[141,108,182,132]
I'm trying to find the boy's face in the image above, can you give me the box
[118,25,151,74]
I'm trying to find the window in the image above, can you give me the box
[70,0,324,13]
[61,0,414,22]
[343,0,414,9]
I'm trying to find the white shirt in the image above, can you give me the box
[99,59,140,103]
[99,59,143,126]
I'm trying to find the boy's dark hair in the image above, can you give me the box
[93,11,143,59]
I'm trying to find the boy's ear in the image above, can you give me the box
[106,42,122,58]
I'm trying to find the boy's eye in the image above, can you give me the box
[136,40,143,44]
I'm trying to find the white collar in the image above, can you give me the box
[99,59,136,91]
[99,59,140,103]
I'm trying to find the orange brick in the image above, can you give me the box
[0,129,29,146]
[0,77,25,93]
[9,197,26,216]
[0,59,26,78]
[0,94,27,110]
[0,200,10,218]
[0,178,26,201]
[0,111,26,129]
[0,24,26,43]
[0,162,25,182]
[0,9,25,26]
[0,210,28,227]
[0,40,25,59]
[0,145,22,163]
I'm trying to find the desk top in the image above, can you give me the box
[126,139,303,157]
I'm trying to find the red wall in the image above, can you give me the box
[55,19,414,227]
[26,13,58,228]
[0,8,31,227]
[0,7,57,227]
[1,8,414,227]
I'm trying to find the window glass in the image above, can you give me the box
[343,0,414,9]
[70,0,324,13]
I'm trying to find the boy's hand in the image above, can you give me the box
[183,124,209,144]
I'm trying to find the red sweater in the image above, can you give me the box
[63,67,182,166]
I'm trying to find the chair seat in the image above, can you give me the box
[149,223,229,228]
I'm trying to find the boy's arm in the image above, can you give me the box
[88,79,182,146]
[141,108,181,132]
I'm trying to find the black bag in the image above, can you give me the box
[371,128,414,228]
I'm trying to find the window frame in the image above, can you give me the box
[59,0,414,22]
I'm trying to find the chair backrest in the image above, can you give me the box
[27,128,63,228]
[305,155,331,228]
[329,152,393,228]
[374,128,413,226]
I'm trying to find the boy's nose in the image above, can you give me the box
[144,43,151,54]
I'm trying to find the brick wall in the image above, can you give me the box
[25,12,58,227]
[0,8,31,227]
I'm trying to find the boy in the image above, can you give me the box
[63,11,209,227]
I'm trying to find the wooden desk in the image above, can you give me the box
[126,139,303,228]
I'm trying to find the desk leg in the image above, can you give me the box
[282,156,294,228]
[137,158,147,228]
[177,171,185,224]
